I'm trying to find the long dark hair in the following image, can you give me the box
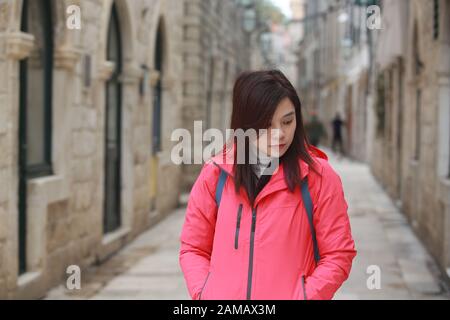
[228,69,317,206]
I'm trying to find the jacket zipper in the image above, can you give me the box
[246,206,257,300]
[198,271,211,300]
[301,275,307,300]
[234,204,243,249]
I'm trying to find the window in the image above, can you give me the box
[20,0,53,178]
[313,49,320,81]
[375,73,385,137]
[413,22,423,75]
[433,0,439,40]
[304,3,310,35]
[103,2,122,234]
[387,68,394,142]
[412,21,422,161]
[221,61,229,131]
[18,0,53,275]
[206,57,215,129]
[414,89,422,160]
[448,97,450,178]
[152,21,164,155]
[298,58,307,89]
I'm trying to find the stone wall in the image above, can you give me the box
[180,0,249,191]
[370,0,450,277]
[0,0,184,299]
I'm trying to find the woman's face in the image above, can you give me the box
[252,97,296,158]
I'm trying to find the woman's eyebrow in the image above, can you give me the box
[282,111,295,118]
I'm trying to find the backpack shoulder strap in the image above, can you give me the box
[301,178,320,265]
[215,168,228,206]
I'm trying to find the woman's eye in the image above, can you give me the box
[283,120,293,126]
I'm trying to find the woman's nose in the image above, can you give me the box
[270,128,285,144]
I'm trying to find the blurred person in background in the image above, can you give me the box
[331,112,345,157]
[305,112,327,147]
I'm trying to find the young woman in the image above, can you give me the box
[179,70,357,300]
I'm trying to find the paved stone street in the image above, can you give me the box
[45,150,450,300]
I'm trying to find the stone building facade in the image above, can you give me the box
[338,3,373,162]
[0,0,251,299]
[297,1,378,162]
[0,0,253,299]
[297,0,450,280]
[0,0,184,299]
[180,0,253,190]
[370,0,450,278]
[297,0,347,145]
[370,0,409,203]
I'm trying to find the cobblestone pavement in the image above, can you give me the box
[46,149,450,300]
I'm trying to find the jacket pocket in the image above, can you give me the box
[301,275,307,300]
[234,204,243,249]
[198,271,211,300]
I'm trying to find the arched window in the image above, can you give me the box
[104,2,122,234]
[152,21,164,155]
[18,0,53,275]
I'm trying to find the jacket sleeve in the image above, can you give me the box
[179,162,219,300]
[303,161,357,300]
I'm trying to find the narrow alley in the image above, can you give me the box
[45,150,450,300]
[2,0,450,301]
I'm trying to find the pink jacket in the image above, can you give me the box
[179,144,357,300]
